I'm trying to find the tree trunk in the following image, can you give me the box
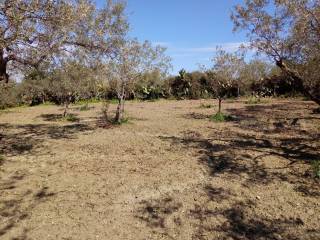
[276,59,320,105]
[63,101,69,117]
[63,94,71,117]
[115,97,123,123]
[218,98,222,113]
[115,84,125,123]
[121,98,125,115]
[0,50,9,83]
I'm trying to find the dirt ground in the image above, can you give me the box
[0,99,319,240]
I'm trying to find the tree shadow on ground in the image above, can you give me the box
[226,102,320,136]
[0,170,55,239]
[140,102,320,239]
[189,199,318,240]
[160,101,320,194]
[0,122,94,157]
[182,112,211,120]
[135,197,183,239]
[135,189,319,240]
[39,113,80,122]
[139,102,319,239]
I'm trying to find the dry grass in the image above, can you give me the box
[0,99,319,240]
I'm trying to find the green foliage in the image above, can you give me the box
[210,112,233,122]
[312,160,320,178]
[134,70,166,100]
[117,117,130,125]
[79,103,90,111]
[108,99,120,104]
[75,98,101,105]
[39,101,55,106]
[246,96,262,104]
[0,155,4,164]
[0,61,310,112]
[106,116,130,125]
[0,82,20,109]
[167,70,211,99]
[63,114,79,122]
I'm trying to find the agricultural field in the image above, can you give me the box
[0,99,319,240]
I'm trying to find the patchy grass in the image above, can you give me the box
[75,98,101,105]
[199,103,213,109]
[39,101,55,106]
[0,154,4,165]
[312,160,320,178]
[117,117,130,125]
[63,113,80,122]
[40,113,79,122]
[79,103,91,111]
[0,99,319,240]
[245,96,268,105]
[108,116,131,125]
[0,104,29,114]
[210,112,233,122]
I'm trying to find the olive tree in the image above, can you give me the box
[0,0,128,83]
[239,59,273,95]
[231,0,320,105]
[107,40,171,123]
[46,61,102,117]
[209,47,245,113]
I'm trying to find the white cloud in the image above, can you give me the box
[174,42,250,54]
[152,41,250,54]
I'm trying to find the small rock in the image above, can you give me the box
[274,233,282,240]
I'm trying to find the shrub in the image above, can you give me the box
[312,160,320,178]
[210,112,233,122]
[64,114,79,122]
[246,96,261,104]
[0,82,20,109]
[117,117,130,125]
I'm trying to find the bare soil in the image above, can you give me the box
[0,99,319,240]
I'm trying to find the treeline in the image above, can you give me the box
[0,59,302,110]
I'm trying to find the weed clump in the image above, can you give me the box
[63,114,79,122]
[245,96,266,105]
[79,103,90,111]
[312,160,320,178]
[200,103,213,109]
[210,112,233,122]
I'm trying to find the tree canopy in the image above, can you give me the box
[0,0,128,82]
[231,0,320,104]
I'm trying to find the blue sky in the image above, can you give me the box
[98,0,248,74]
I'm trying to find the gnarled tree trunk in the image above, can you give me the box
[218,98,222,113]
[115,83,125,124]
[276,59,320,106]
[0,50,9,83]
